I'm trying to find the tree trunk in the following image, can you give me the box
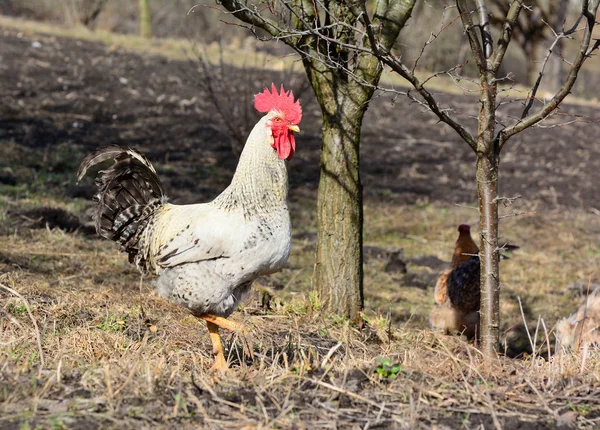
[139,0,151,38]
[313,96,365,320]
[477,72,500,356]
[218,0,415,321]
[477,150,500,355]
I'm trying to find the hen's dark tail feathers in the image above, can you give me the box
[77,146,166,260]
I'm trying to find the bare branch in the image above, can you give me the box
[476,0,493,59]
[500,2,600,148]
[490,0,523,73]
[360,2,477,150]
[217,0,301,45]
[521,30,569,119]
[456,0,486,71]
[412,6,463,75]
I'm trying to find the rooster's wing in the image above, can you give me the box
[150,204,244,269]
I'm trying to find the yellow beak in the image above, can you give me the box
[288,124,300,133]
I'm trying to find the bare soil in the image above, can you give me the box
[2,27,600,209]
[1,24,600,429]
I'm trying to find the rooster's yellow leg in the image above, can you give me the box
[199,313,247,334]
[205,321,227,372]
[197,314,253,368]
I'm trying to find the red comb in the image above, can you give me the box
[254,83,302,125]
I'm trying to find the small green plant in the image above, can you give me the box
[282,300,309,316]
[308,290,321,311]
[10,347,25,362]
[96,315,126,332]
[127,407,144,417]
[173,393,191,417]
[8,302,28,315]
[379,188,393,199]
[568,401,590,416]
[374,357,402,381]
[26,351,38,368]
[49,416,68,430]
[325,314,347,327]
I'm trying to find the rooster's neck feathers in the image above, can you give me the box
[213,114,288,216]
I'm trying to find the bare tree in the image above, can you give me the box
[351,0,598,356]
[216,0,598,349]
[216,0,417,319]
[488,0,571,86]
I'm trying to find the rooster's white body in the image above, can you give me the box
[80,113,292,317]
[78,84,302,370]
[150,115,292,316]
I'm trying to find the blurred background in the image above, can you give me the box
[1,0,598,98]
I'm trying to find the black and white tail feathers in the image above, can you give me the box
[77,146,167,265]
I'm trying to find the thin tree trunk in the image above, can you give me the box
[139,0,151,38]
[477,72,500,356]
[313,99,365,320]
[477,150,500,355]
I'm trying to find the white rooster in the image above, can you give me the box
[77,84,302,371]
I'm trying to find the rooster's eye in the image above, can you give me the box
[274,117,282,122]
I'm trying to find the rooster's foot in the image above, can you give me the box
[199,314,253,370]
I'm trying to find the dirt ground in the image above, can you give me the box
[1,23,600,429]
[2,26,600,209]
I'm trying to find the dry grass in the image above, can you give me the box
[1,194,600,428]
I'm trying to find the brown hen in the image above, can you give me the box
[431,224,480,338]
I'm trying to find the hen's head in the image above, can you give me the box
[458,224,471,234]
[255,83,302,160]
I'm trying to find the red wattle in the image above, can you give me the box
[274,132,295,160]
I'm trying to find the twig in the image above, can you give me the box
[3,250,90,258]
[113,333,149,396]
[500,3,600,147]
[320,341,343,368]
[525,378,557,418]
[521,28,571,119]
[540,318,551,362]
[517,296,535,359]
[316,401,396,424]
